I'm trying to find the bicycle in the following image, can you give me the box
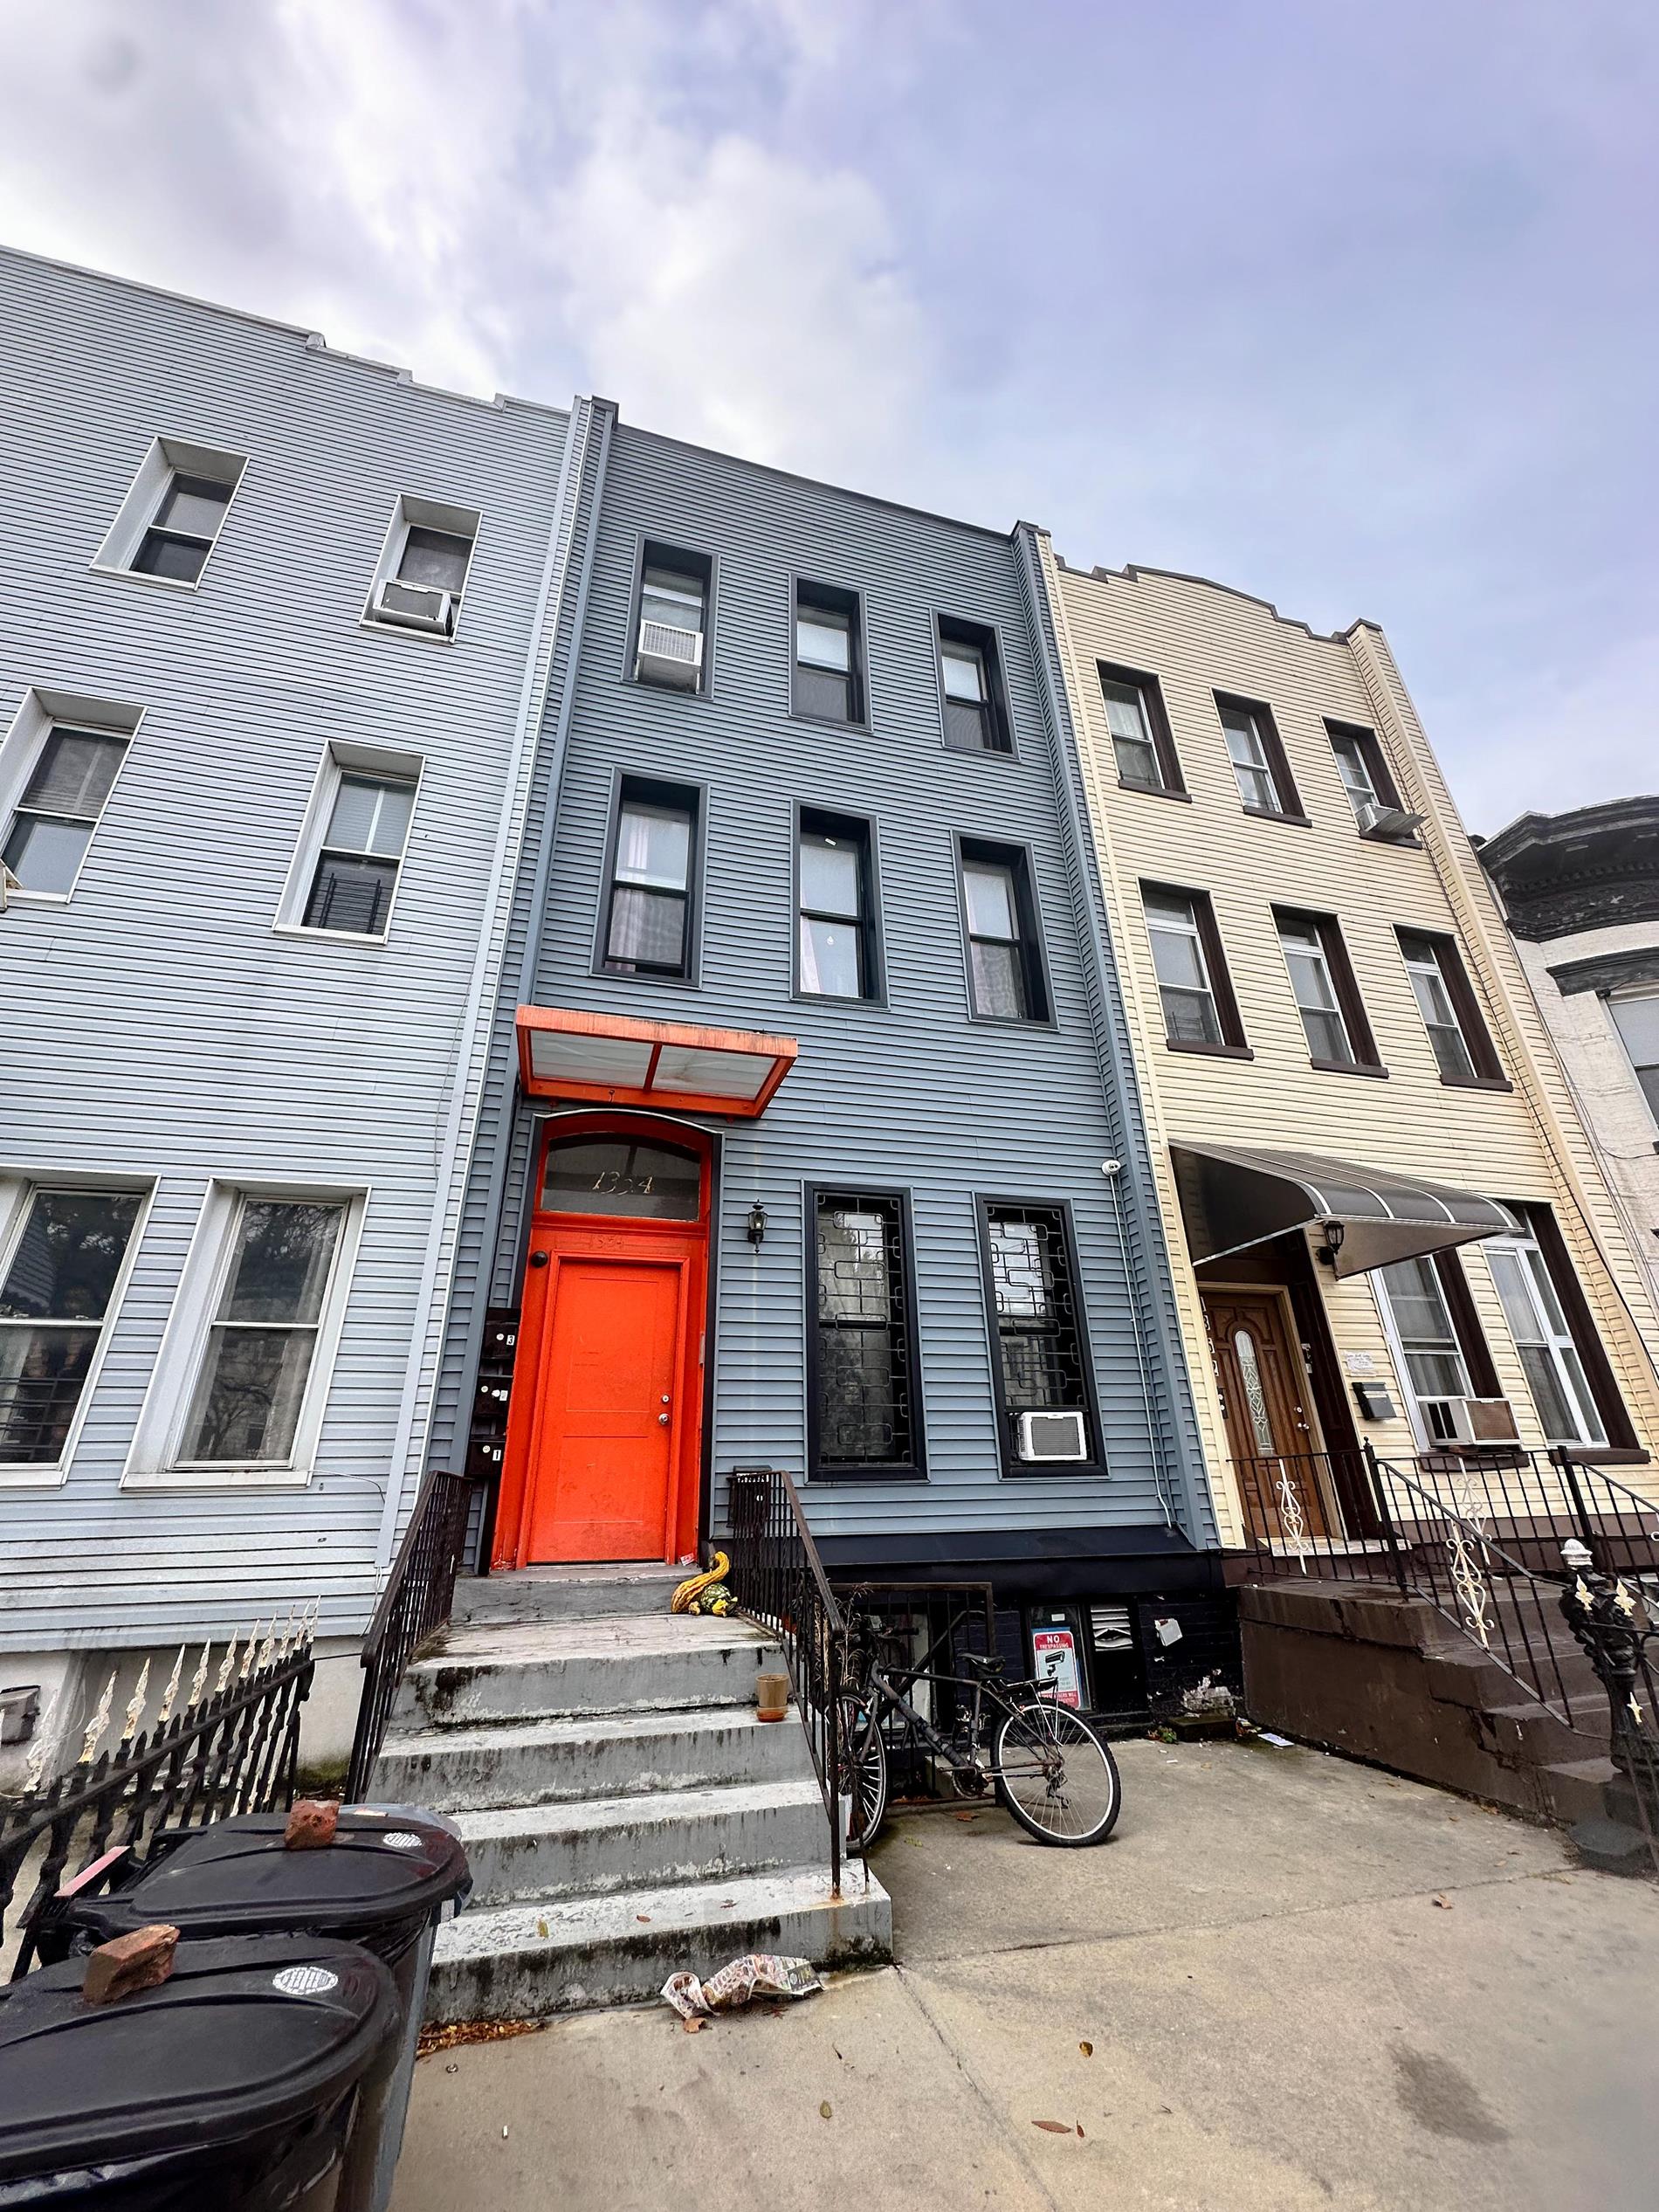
[835,1600,1121,1848]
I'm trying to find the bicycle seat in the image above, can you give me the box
[958,1650,1005,1675]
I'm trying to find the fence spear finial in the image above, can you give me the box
[241,1626,263,1681]
[156,1647,186,1729]
[120,1658,151,1745]
[216,1637,239,1696]
[189,1642,211,1708]
[23,1691,56,1795]
[80,1671,117,1764]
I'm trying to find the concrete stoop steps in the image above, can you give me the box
[372,1566,891,2021]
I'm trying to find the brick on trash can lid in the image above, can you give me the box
[0,1934,397,2182]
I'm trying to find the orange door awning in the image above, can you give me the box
[516,1005,798,1118]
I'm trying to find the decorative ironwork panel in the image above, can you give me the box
[984,1205,1091,1456]
[813,1192,914,1468]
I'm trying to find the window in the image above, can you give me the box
[959,839,1049,1022]
[979,1202,1098,1471]
[1326,720,1410,836]
[937,617,1011,753]
[1608,990,1659,1123]
[635,542,712,692]
[797,810,879,1000]
[1141,885,1246,1052]
[93,438,245,588]
[1376,1254,1483,1444]
[1099,665,1182,794]
[1396,930,1504,1084]
[176,1198,349,1467]
[363,496,480,639]
[794,582,864,724]
[540,1135,701,1220]
[808,1189,921,1477]
[1485,1223,1608,1448]
[3,726,129,899]
[601,778,699,981]
[276,746,421,941]
[1217,695,1301,818]
[0,1186,145,1474]
[1274,909,1380,1071]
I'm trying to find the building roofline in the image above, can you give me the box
[1051,553,1390,649]
[1481,793,1659,874]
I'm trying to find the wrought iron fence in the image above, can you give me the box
[346,1470,477,1803]
[724,1465,850,1894]
[1,1616,316,1978]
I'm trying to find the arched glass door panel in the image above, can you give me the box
[540,1136,701,1220]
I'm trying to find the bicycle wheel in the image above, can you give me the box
[837,1694,889,1850]
[993,1699,1120,1846]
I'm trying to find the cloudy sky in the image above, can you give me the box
[1,0,1654,831]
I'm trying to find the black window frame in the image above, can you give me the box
[974,1196,1105,1479]
[628,536,716,696]
[1098,663,1186,797]
[131,470,234,585]
[1216,693,1304,823]
[804,1183,926,1483]
[793,804,884,1004]
[1394,927,1508,1087]
[593,770,706,985]
[791,577,867,728]
[955,835,1052,1025]
[935,614,1015,756]
[1272,906,1386,1075]
[1139,881,1250,1058]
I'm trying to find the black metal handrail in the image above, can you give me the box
[346,1470,476,1802]
[724,1466,850,1895]
[2,1629,315,1977]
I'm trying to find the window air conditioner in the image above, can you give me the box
[637,619,704,688]
[1356,799,1425,841]
[1018,1409,1089,1463]
[375,578,454,635]
[1431,1395,1523,1445]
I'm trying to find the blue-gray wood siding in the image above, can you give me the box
[0,249,572,1650]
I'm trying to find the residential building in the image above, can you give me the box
[1479,798,1659,1323]
[1033,552,1659,1568]
[0,247,581,1782]
[434,416,1229,1719]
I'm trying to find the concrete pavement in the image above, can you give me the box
[393,1734,1659,2210]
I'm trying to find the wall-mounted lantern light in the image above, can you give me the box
[745,1201,768,1247]
[1317,1218,1346,1268]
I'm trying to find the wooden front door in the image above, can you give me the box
[1201,1287,1338,1543]
[493,1120,708,1569]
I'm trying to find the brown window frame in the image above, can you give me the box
[1098,663,1186,797]
[1325,719,1414,834]
[1216,692,1304,823]
[1511,1201,1639,1454]
[1273,906,1385,1075]
[1394,927,1508,1087]
[1140,881,1250,1058]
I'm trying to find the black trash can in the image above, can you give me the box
[45,1809,470,2212]
[0,1932,397,2210]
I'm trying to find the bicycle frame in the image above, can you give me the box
[855,1655,1059,1783]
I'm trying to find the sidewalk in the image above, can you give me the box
[393,1735,1657,2210]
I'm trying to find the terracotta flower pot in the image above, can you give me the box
[755,1671,789,1721]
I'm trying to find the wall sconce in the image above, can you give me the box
[1318,1219,1346,1267]
[745,1201,768,1247]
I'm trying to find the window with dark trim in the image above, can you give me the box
[808,1188,922,1478]
[601,776,699,979]
[1376,1251,1499,1444]
[959,838,1049,1022]
[1396,929,1505,1085]
[937,617,1012,753]
[1140,883,1248,1053]
[1489,1202,1635,1451]
[794,581,864,725]
[1217,694,1301,819]
[978,1202,1101,1472]
[1274,908,1381,1072]
[2,726,130,898]
[797,808,879,1000]
[634,541,712,693]
[1099,664,1183,794]
[1607,990,1659,1125]
[1326,720,1413,837]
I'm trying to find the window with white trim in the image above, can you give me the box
[1484,1229,1607,1447]
[93,438,245,588]
[363,495,479,639]
[0,689,141,906]
[0,1183,146,1474]
[1375,1255,1474,1444]
[277,746,421,941]
[1607,989,1659,1125]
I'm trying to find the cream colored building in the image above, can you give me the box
[1035,548,1659,1547]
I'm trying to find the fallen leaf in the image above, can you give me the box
[682,2018,707,2035]
[1079,2041,1093,2057]
[536,1918,549,1939]
[637,1914,651,1924]
[1077,2123,1085,2139]
[1431,1894,1452,1909]
[820,2101,833,2120]
[953,1811,979,1823]
[1033,2119,1073,2134]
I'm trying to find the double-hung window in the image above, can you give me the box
[1484,1227,1607,1448]
[93,438,245,588]
[794,582,864,724]
[959,839,1048,1022]
[3,725,130,899]
[1275,909,1379,1070]
[134,475,233,582]
[1608,990,1659,1123]
[364,497,479,638]
[809,1189,922,1477]
[1142,885,1244,1051]
[1375,1255,1477,1444]
[1396,930,1503,1084]
[1099,665,1182,793]
[636,544,712,693]
[937,617,1011,753]
[797,810,878,1000]
[1218,695,1300,818]
[1326,720,1411,837]
[0,1185,145,1475]
[602,778,699,980]
[303,770,417,936]
[980,1202,1098,1471]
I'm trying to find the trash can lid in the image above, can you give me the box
[64,1809,471,1940]
[0,1934,397,2181]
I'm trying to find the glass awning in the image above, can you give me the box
[1171,1140,1522,1277]
[515,1006,798,1119]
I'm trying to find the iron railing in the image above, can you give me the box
[346,1470,476,1802]
[724,1466,850,1894]
[1,1623,315,1977]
